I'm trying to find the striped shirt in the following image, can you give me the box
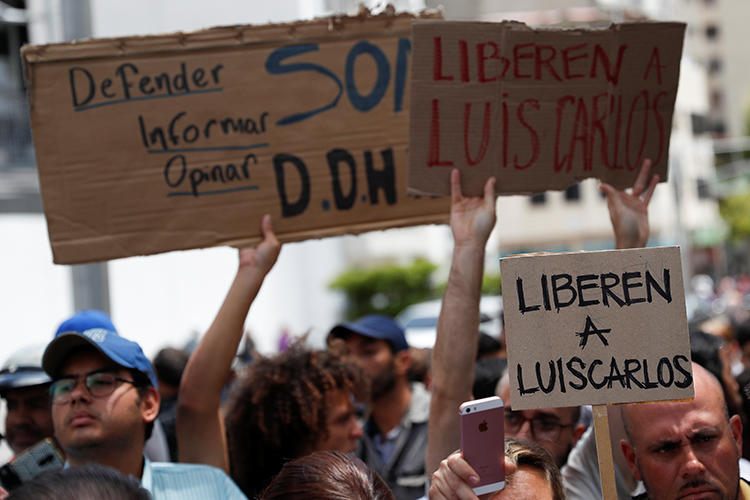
[142,457,247,499]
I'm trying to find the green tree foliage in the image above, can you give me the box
[482,273,503,295]
[720,191,750,241]
[330,258,503,320]
[329,258,438,320]
[434,273,503,297]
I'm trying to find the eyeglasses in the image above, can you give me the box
[50,371,140,405]
[503,409,574,443]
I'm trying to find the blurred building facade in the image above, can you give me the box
[0,0,36,211]
[652,0,750,138]
[422,0,728,280]
[1,0,746,358]
[0,0,456,357]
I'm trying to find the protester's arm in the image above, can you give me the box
[600,158,657,495]
[177,214,281,471]
[599,158,659,249]
[430,452,516,500]
[426,170,497,477]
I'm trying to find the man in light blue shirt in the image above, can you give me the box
[42,311,246,499]
[141,457,246,499]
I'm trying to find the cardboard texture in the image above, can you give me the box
[500,246,693,410]
[22,11,449,264]
[409,21,686,196]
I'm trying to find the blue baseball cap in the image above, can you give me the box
[43,310,158,390]
[329,314,409,352]
[55,309,117,336]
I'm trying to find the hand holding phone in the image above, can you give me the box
[459,396,505,495]
[0,438,65,491]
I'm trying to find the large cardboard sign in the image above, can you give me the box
[409,21,685,196]
[500,247,693,410]
[22,12,449,264]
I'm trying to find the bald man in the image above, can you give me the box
[621,363,749,500]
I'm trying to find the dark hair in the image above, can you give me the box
[690,327,724,382]
[260,451,394,500]
[505,438,564,500]
[224,342,368,498]
[7,464,150,500]
[407,347,431,385]
[473,357,507,399]
[477,332,503,359]
[736,318,750,347]
[689,327,740,415]
[128,369,155,441]
[152,348,189,388]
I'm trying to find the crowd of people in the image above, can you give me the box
[1,158,749,499]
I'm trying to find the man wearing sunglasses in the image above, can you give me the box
[42,321,246,499]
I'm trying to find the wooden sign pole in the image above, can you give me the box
[593,404,617,500]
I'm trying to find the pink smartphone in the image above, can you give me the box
[459,396,505,495]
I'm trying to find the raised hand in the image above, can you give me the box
[238,214,281,274]
[599,158,659,249]
[430,451,515,500]
[427,172,497,477]
[178,213,281,471]
[450,169,498,247]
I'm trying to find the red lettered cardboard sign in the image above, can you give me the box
[409,21,686,196]
[22,12,449,264]
[500,247,693,410]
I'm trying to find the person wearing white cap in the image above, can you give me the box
[0,344,53,457]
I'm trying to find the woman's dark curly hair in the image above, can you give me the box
[224,342,368,498]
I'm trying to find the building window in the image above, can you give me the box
[530,193,546,205]
[696,179,711,199]
[564,184,581,202]
[705,24,719,40]
[710,90,723,107]
[708,58,722,74]
[0,2,33,170]
[691,113,709,135]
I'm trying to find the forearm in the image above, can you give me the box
[614,225,648,249]
[176,408,229,469]
[433,241,485,397]
[426,240,486,474]
[177,265,266,467]
[180,267,265,409]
